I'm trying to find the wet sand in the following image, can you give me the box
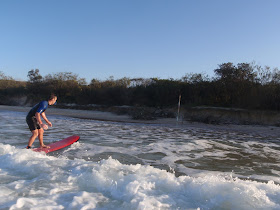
[1,105,280,138]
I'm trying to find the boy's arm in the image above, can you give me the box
[35,112,43,125]
[41,112,52,127]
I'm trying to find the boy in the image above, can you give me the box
[26,94,57,148]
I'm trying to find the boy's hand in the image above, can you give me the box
[41,123,48,130]
[47,122,53,127]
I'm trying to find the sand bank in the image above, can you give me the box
[1,105,280,138]
[0,105,177,125]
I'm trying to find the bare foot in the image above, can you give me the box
[41,145,50,148]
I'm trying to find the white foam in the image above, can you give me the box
[69,192,109,209]
[1,145,280,209]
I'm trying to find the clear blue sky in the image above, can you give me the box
[1,0,279,83]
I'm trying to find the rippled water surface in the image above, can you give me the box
[1,110,280,209]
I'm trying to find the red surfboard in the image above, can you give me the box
[33,135,80,153]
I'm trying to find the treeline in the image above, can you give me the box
[1,62,280,110]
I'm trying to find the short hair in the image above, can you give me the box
[48,93,57,101]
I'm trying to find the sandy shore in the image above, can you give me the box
[1,105,280,137]
[0,105,177,124]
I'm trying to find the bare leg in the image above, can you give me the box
[28,130,38,147]
[38,128,45,147]
[38,128,50,148]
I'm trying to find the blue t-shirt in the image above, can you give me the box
[27,101,48,118]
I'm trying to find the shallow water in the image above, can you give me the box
[0,110,280,209]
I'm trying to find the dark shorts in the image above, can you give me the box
[26,116,41,131]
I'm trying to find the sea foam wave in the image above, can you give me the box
[0,144,280,210]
